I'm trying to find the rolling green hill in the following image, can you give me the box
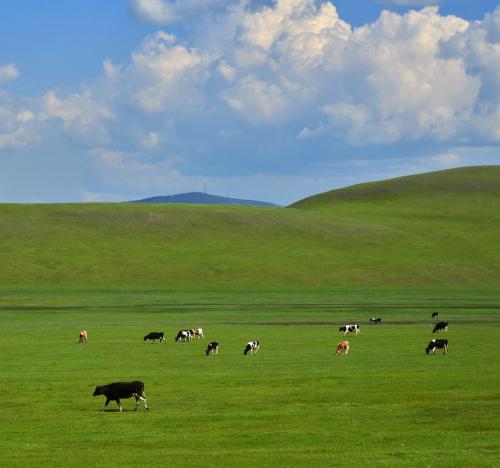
[0,166,499,287]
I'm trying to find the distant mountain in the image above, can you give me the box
[129,192,279,207]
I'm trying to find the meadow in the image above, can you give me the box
[1,288,499,467]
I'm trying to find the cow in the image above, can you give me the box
[144,332,165,343]
[426,339,448,355]
[432,312,439,318]
[175,330,193,342]
[79,330,88,343]
[433,321,448,333]
[244,340,260,355]
[336,341,350,355]
[370,317,382,324]
[93,381,148,412]
[339,324,361,336]
[191,328,204,340]
[206,341,219,355]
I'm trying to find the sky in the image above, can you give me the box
[1,0,499,205]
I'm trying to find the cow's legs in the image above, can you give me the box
[444,344,448,354]
[102,398,111,411]
[116,399,123,412]
[345,347,349,355]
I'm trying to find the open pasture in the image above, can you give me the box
[1,289,499,467]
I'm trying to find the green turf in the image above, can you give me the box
[0,166,499,287]
[0,288,499,467]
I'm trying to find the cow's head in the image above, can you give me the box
[93,386,103,396]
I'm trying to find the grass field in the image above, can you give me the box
[1,288,499,467]
[0,166,499,288]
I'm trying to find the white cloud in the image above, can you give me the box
[129,0,177,25]
[129,0,237,25]
[42,89,114,138]
[127,32,211,113]
[102,59,121,79]
[0,93,38,149]
[0,63,20,82]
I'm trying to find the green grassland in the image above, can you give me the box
[0,166,499,287]
[0,288,499,467]
[1,166,499,466]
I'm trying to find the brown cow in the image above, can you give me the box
[336,341,350,355]
[79,330,88,343]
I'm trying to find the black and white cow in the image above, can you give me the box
[370,317,382,324]
[426,339,448,355]
[144,332,165,343]
[433,321,448,333]
[206,341,219,355]
[431,312,439,318]
[175,330,193,342]
[244,340,260,355]
[93,381,148,412]
[339,324,361,335]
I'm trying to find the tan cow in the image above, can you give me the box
[336,341,350,355]
[79,330,88,343]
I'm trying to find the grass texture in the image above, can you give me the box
[0,166,499,288]
[0,288,499,467]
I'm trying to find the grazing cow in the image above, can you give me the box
[143,332,165,343]
[370,317,382,324]
[339,324,361,336]
[206,341,219,355]
[336,341,350,355]
[93,381,148,412]
[79,330,88,343]
[175,330,193,342]
[432,312,439,318]
[191,328,204,340]
[244,340,260,355]
[433,321,448,333]
[426,339,448,355]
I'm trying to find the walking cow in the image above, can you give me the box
[93,381,148,412]
[79,330,88,343]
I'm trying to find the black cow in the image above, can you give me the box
[433,321,448,333]
[244,340,260,355]
[426,339,448,355]
[432,312,439,318]
[206,341,219,355]
[370,317,382,324]
[144,332,165,343]
[93,381,148,412]
[175,330,193,342]
[339,324,360,335]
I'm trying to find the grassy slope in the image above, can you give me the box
[0,166,499,287]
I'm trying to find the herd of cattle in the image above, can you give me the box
[86,314,449,411]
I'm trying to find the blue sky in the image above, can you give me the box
[1,0,499,204]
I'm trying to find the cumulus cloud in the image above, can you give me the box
[0,63,20,82]
[129,0,238,25]
[126,32,211,113]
